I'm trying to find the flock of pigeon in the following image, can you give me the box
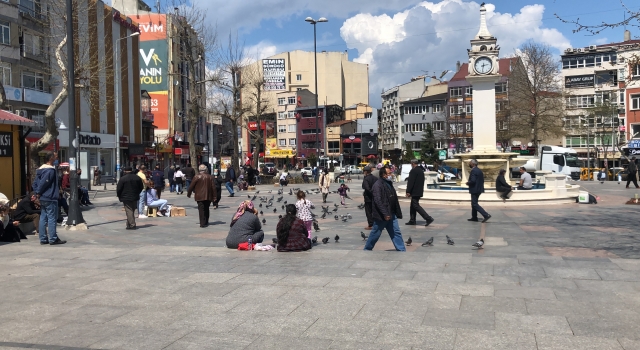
[247,188,485,250]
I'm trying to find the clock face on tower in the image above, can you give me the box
[474,57,493,74]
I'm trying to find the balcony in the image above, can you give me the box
[21,46,48,63]
[18,4,47,23]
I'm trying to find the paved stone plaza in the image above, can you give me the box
[1,180,640,349]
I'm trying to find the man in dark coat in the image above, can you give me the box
[626,156,639,189]
[364,166,406,251]
[361,166,377,229]
[225,166,236,197]
[151,165,165,199]
[13,192,41,235]
[117,167,144,230]
[466,159,490,223]
[167,166,176,193]
[405,159,434,226]
[182,163,196,190]
[33,152,66,245]
[495,169,512,201]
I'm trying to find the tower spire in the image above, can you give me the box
[475,3,493,39]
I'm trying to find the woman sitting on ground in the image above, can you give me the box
[276,204,312,252]
[0,204,23,242]
[146,180,169,216]
[225,200,264,249]
[495,169,512,202]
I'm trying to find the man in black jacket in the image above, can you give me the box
[364,166,406,251]
[182,163,196,190]
[626,156,639,189]
[117,167,144,230]
[13,192,41,235]
[466,159,490,223]
[225,166,236,197]
[405,159,434,227]
[361,166,377,229]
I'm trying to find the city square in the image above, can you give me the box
[1,181,640,349]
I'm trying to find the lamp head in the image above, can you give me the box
[318,17,328,23]
[130,32,140,37]
[305,17,315,23]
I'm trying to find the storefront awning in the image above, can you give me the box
[0,109,37,126]
[342,138,352,143]
[352,138,361,143]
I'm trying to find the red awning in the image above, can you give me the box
[0,109,37,126]
[367,154,377,159]
[352,138,362,143]
[342,138,352,143]
[259,152,265,157]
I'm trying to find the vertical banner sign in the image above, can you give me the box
[0,132,12,157]
[130,14,169,129]
[263,59,286,91]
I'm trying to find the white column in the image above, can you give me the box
[467,75,501,153]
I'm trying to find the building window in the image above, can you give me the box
[433,104,441,113]
[289,138,296,146]
[435,141,443,149]
[498,121,508,130]
[278,112,286,119]
[19,0,41,17]
[288,96,296,104]
[364,112,372,119]
[450,87,462,97]
[0,20,9,45]
[277,97,285,105]
[279,139,286,146]
[22,71,44,91]
[297,87,302,91]
[495,83,507,93]
[465,87,473,96]
[22,32,42,56]
[328,141,339,153]
[301,129,319,135]
[296,74,302,81]
[450,106,458,115]
[288,111,295,119]
[466,122,473,132]
[633,64,640,77]
[465,105,473,114]
[433,121,444,131]
[565,95,595,108]
[0,62,10,86]
[631,94,640,110]
[278,125,286,133]
[562,53,617,69]
[495,102,501,112]
[288,124,296,132]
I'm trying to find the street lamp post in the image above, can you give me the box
[305,16,328,168]
[114,31,140,183]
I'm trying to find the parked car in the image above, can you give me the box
[301,167,313,176]
[262,162,277,175]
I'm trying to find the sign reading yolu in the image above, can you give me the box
[139,41,168,91]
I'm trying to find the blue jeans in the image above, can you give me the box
[148,199,168,211]
[225,181,234,195]
[38,200,59,243]
[138,190,146,214]
[185,179,192,191]
[169,182,175,192]
[364,215,406,251]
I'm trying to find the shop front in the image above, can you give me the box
[0,110,35,200]
[58,130,115,178]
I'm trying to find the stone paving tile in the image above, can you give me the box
[465,274,520,286]
[567,315,640,340]
[435,282,494,297]
[375,324,457,349]
[426,252,473,264]
[535,334,625,350]
[563,258,621,270]
[422,309,495,330]
[460,296,527,314]
[543,266,602,280]
[453,329,537,350]
[413,272,467,282]
[494,286,557,300]
[25,322,116,348]
[519,277,579,290]
[612,259,640,271]
[574,279,640,293]
[245,335,334,350]
[362,269,417,280]
[302,317,382,342]
[88,326,193,349]
[443,263,494,275]
[350,260,400,270]
[596,269,640,282]
[618,338,640,350]
[238,315,319,337]
[471,256,519,265]
[525,299,595,316]
[396,291,462,310]
[494,312,573,335]
[493,265,547,278]
[163,331,260,350]
[328,341,412,349]
[395,261,445,272]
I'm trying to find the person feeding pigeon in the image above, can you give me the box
[295,190,314,238]
[225,200,264,249]
[363,165,406,251]
[337,183,350,205]
[276,204,312,252]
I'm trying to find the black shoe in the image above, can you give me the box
[425,217,435,226]
[40,241,50,245]
[481,215,491,223]
[405,221,417,225]
[467,218,479,222]
[49,238,67,245]
[86,202,93,205]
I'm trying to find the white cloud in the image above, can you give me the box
[339,0,572,106]
[244,41,279,63]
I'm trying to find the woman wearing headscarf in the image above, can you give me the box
[276,204,312,252]
[495,169,512,202]
[225,200,264,249]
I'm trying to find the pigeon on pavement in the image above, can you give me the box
[322,237,330,244]
[262,218,267,224]
[272,237,278,244]
[312,236,318,244]
[472,238,484,249]
[405,237,412,246]
[361,232,368,240]
[334,234,340,242]
[422,237,434,246]
[446,235,455,245]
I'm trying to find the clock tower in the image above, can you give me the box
[466,3,501,153]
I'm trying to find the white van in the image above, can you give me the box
[400,164,412,181]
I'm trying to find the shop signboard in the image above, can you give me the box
[263,59,285,91]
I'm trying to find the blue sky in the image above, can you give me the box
[138,0,637,106]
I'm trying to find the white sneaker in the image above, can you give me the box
[138,214,147,219]
[165,213,171,217]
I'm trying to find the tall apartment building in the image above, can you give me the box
[446,57,517,154]
[116,0,208,167]
[1,0,54,154]
[240,50,369,161]
[272,89,315,167]
[400,93,448,158]
[379,78,424,158]
[560,30,639,167]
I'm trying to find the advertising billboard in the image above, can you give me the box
[565,74,594,88]
[263,59,286,91]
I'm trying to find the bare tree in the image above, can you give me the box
[166,0,218,165]
[555,1,639,37]
[507,42,566,153]
[241,64,273,169]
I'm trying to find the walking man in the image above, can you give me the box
[364,166,406,251]
[225,165,236,197]
[168,166,176,193]
[466,159,491,223]
[151,165,165,199]
[361,166,376,230]
[32,151,66,245]
[188,165,216,228]
[626,156,639,189]
[117,167,144,230]
[405,159,434,226]
[183,163,196,190]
